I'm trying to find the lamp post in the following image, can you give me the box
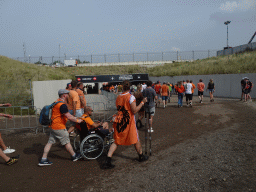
[224,21,231,48]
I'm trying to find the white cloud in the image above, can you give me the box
[219,0,256,12]
[220,1,238,12]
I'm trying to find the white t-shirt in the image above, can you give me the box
[141,84,147,92]
[185,83,192,94]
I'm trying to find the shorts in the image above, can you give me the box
[208,89,214,93]
[198,91,204,96]
[145,107,155,117]
[162,96,168,101]
[157,94,161,99]
[244,89,250,94]
[185,94,192,101]
[48,129,70,145]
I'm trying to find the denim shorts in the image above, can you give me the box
[208,89,214,93]
[162,96,168,101]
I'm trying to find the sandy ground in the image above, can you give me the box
[0,95,255,192]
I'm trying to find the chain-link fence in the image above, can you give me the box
[13,50,217,65]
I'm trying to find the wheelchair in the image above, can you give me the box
[73,122,114,160]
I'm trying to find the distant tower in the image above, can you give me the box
[23,42,27,62]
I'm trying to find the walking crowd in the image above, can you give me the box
[0,77,253,168]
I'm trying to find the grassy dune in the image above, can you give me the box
[0,50,255,105]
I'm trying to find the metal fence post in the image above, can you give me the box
[162,52,163,61]
[91,55,92,63]
[29,79,33,106]
[133,53,134,62]
[118,53,120,62]
[52,56,54,64]
[104,54,106,63]
[147,52,148,61]
[192,51,194,61]
[208,50,210,58]
[177,51,178,61]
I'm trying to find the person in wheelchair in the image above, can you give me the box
[75,106,112,143]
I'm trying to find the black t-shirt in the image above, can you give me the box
[208,82,214,89]
[241,80,245,89]
[60,104,68,114]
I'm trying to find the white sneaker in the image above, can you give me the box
[3,147,15,154]
[148,128,154,133]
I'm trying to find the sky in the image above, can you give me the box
[0,0,255,60]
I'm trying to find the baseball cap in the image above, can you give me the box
[163,82,166,84]
[58,89,70,95]
[67,83,71,87]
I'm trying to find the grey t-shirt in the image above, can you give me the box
[143,87,157,108]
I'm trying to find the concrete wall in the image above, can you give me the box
[217,42,256,56]
[32,73,255,110]
[33,79,72,110]
[150,73,256,98]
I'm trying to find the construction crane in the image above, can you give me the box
[248,31,256,44]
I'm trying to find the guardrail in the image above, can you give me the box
[0,106,41,133]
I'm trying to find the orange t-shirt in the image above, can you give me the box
[51,99,68,130]
[161,84,169,96]
[76,114,94,131]
[154,84,161,94]
[76,88,86,109]
[176,86,185,93]
[197,82,205,92]
[113,92,138,145]
[68,90,81,110]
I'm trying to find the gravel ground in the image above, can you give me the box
[93,99,256,192]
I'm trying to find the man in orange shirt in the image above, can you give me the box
[190,80,196,102]
[67,80,82,134]
[197,79,205,103]
[76,82,86,114]
[154,81,162,107]
[38,89,83,166]
[160,82,169,108]
[175,81,185,108]
[76,106,111,142]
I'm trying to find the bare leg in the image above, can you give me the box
[42,143,52,159]
[67,126,75,133]
[0,133,7,151]
[65,143,76,156]
[134,141,143,155]
[0,148,10,162]
[107,143,118,157]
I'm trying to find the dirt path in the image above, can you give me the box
[0,96,255,192]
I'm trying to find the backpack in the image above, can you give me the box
[39,101,64,125]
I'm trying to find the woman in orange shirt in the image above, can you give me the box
[103,80,148,169]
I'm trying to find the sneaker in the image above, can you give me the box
[72,152,82,162]
[38,159,53,166]
[199,100,202,103]
[139,154,149,162]
[102,157,115,169]
[6,155,19,166]
[148,128,154,133]
[69,132,77,137]
[3,147,15,154]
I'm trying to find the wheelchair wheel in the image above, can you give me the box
[73,134,81,151]
[80,134,104,160]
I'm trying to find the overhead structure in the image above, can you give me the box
[248,31,256,44]
[75,73,149,84]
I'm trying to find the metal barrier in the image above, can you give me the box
[0,106,40,133]
[0,101,117,133]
